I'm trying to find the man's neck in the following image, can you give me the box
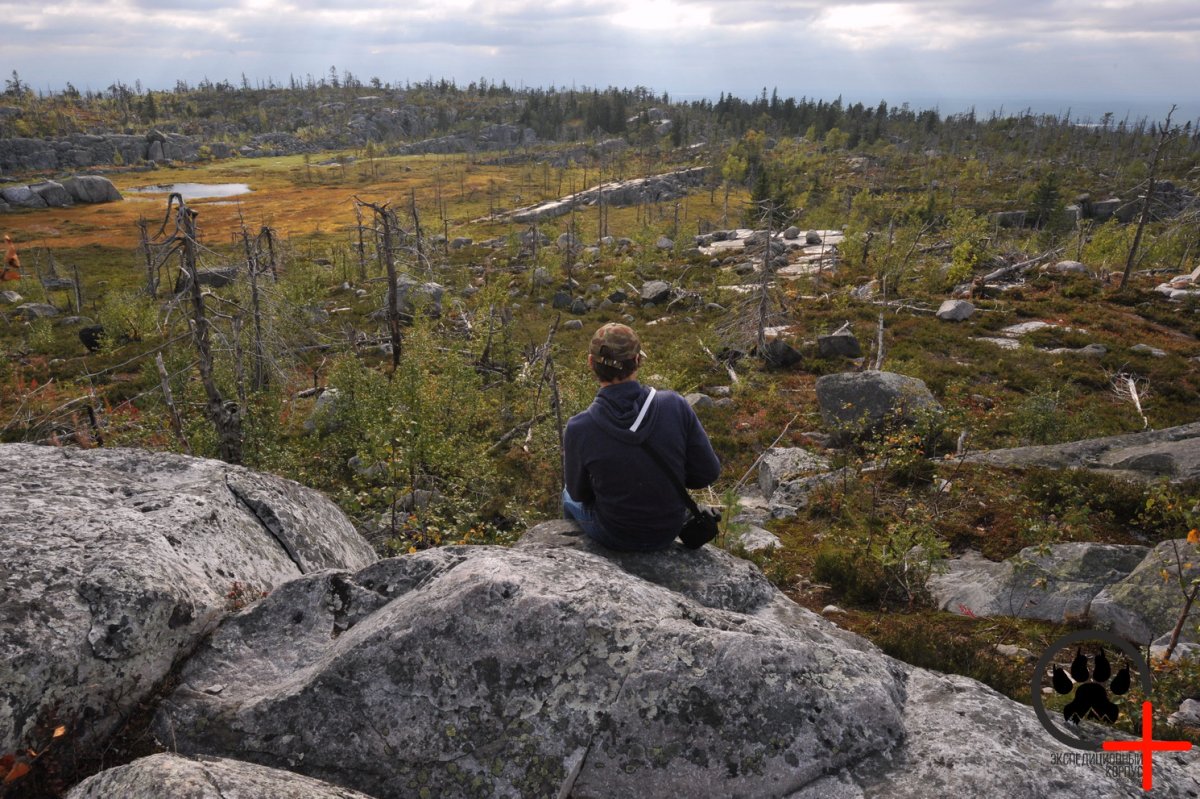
[598,373,639,388]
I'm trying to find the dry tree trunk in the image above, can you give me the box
[1120,106,1177,290]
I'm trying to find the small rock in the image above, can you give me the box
[817,332,862,359]
[735,525,782,553]
[783,226,801,240]
[563,319,584,331]
[655,236,674,250]
[0,290,23,304]
[685,393,715,410]
[640,280,672,304]
[936,299,976,321]
[1048,260,1089,275]
[1168,699,1200,729]
[16,302,59,319]
[805,230,823,245]
[551,291,572,310]
[1131,343,1166,358]
[821,605,845,615]
[994,644,1034,660]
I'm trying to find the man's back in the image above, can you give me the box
[564,380,720,550]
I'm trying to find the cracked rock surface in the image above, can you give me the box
[0,443,376,759]
[152,521,1200,798]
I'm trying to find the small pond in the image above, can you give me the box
[126,183,252,200]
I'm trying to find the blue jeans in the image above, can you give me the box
[562,488,629,550]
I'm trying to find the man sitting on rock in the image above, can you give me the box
[563,323,721,550]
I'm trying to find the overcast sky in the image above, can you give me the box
[5,0,1197,120]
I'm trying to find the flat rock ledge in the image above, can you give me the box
[960,420,1200,482]
[146,520,1200,798]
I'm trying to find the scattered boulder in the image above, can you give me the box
[655,235,674,250]
[640,279,672,304]
[936,299,976,321]
[805,230,823,245]
[760,339,802,368]
[79,324,107,352]
[815,371,942,440]
[734,524,783,553]
[0,185,47,208]
[758,447,832,499]
[551,290,572,309]
[1169,699,1200,731]
[1047,260,1089,275]
[684,392,715,409]
[0,444,376,762]
[62,175,123,204]
[0,289,21,303]
[303,388,341,433]
[15,302,59,319]
[817,331,862,359]
[67,753,377,799]
[990,210,1027,228]
[1131,343,1167,358]
[29,180,73,207]
[782,225,801,240]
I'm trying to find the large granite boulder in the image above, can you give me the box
[815,371,942,439]
[67,753,375,799]
[62,175,123,204]
[758,446,832,499]
[0,444,376,761]
[150,521,1200,798]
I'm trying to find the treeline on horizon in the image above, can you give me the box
[2,67,1197,155]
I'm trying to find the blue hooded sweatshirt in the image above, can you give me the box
[563,380,721,550]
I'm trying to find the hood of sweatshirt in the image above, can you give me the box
[586,381,658,444]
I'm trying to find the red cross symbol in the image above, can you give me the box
[1103,701,1193,790]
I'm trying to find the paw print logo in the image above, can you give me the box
[1052,647,1131,724]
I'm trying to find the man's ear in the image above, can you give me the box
[587,353,595,369]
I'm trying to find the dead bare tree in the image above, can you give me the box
[356,198,403,371]
[1120,105,1178,289]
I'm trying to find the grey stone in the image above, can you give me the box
[761,339,802,368]
[990,210,1027,228]
[759,447,832,499]
[532,266,553,288]
[303,387,341,433]
[149,519,1200,799]
[1090,539,1200,644]
[1168,699,1200,730]
[684,392,715,409]
[818,332,863,359]
[563,319,584,330]
[449,236,472,249]
[15,302,59,319]
[1131,343,1167,358]
[815,372,942,438]
[552,290,572,309]
[0,185,47,208]
[0,290,21,304]
[735,525,783,553]
[805,230,823,245]
[641,279,672,304]
[928,544,1148,623]
[0,444,376,761]
[1049,260,1089,275]
[936,299,976,321]
[556,231,581,251]
[66,753,376,799]
[783,225,801,240]
[655,235,674,250]
[29,180,73,207]
[569,298,589,315]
